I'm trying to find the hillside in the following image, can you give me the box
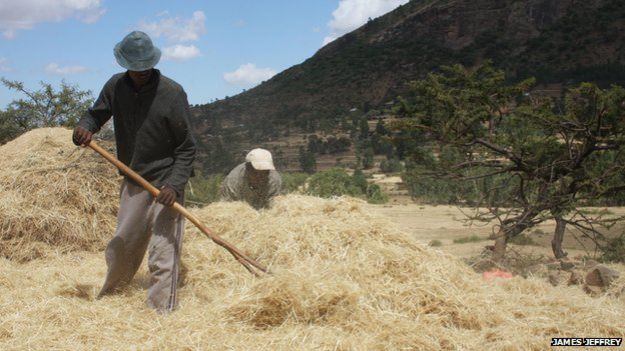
[192,0,625,173]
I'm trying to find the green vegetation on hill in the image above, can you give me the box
[191,0,625,174]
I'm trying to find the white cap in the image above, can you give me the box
[245,148,275,170]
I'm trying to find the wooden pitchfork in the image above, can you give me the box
[87,140,269,277]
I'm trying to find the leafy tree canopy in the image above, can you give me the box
[1,78,93,143]
[391,63,625,261]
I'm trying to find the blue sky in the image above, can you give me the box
[0,0,408,108]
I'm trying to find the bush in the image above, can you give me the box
[366,184,388,204]
[352,169,368,193]
[299,146,317,173]
[305,168,387,204]
[599,235,625,263]
[453,235,484,244]
[281,172,309,194]
[185,173,223,207]
[306,168,362,198]
[429,240,443,247]
[379,158,403,173]
[362,147,375,169]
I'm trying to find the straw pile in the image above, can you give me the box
[1,194,623,350]
[0,128,120,261]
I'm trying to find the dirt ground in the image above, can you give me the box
[366,195,625,262]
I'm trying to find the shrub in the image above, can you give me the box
[366,184,388,204]
[306,168,361,198]
[599,235,625,263]
[453,235,484,244]
[379,158,403,173]
[185,173,223,207]
[299,146,317,173]
[362,147,375,169]
[305,168,387,204]
[281,172,309,194]
[352,169,368,193]
[429,240,443,247]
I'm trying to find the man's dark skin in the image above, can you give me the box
[245,162,270,190]
[72,68,177,206]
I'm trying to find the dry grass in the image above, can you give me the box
[1,128,624,350]
[0,195,623,350]
[0,128,120,261]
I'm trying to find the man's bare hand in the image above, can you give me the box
[73,126,93,147]
[156,185,177,206]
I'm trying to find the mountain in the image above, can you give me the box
[191,0,625,173]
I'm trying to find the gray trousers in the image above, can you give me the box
[98,179,184,312]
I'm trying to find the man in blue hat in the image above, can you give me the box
[73,31,196,312]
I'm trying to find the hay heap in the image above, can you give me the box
[0,195,623,350]
[0,128,120,261]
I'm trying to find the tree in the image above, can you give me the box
[359,116,370,139]
[0,109,21,144]
[272,147,288,169]
[391,63,625,262]
[351,169,368,193]
[374,119,389,135]
[198,137,237,174]
[298,146,317,174]
[380,158,403,173]
[1,78,93,143]
[307,134,324,154]
[362,147,375,169]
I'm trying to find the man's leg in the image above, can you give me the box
[146,197,184,312]
[98,179,153,298]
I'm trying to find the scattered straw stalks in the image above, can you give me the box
[1,193,624,350]
[1,128,623,350]
[0,128,120,261]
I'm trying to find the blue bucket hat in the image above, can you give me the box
[114,31,161,71]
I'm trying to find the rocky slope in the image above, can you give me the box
[192,0,625,173]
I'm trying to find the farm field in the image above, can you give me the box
[1,129,624,350]
[367,200,625,261]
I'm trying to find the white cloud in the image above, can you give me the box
[2,29,16,40]
[0,0,105,39]
[0,57,12,72]
[323,0,408,45]
[162,44,201,61]
[45,63,87,75]
[223,63,276,87]
[139,10,206,43]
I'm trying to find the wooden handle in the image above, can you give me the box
[87,140,269,275]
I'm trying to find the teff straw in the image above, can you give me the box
[87,140,269,276]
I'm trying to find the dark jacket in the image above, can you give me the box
[77,69,195,195]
